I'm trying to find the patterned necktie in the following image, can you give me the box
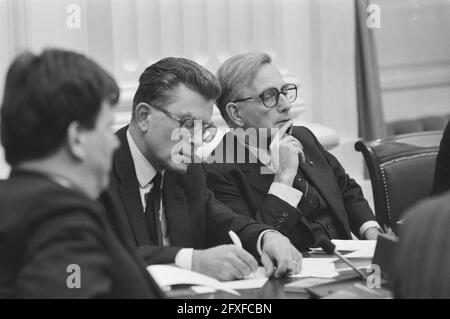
[144,172,163,245]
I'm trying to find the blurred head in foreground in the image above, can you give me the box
[1,48,120,198]
[394,193,450,298]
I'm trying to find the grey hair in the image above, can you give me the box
[216,52,271,125]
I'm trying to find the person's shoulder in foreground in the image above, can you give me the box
[0,48,164,298]
[432,119,450,196]
[393,190,450,299]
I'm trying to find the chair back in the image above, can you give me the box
[355,131,443,233]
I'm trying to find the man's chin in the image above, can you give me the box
[165,158,189,174]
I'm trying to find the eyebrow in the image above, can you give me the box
[176,111,215,125]
[257,82,289,93]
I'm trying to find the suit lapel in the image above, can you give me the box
[162,171,193,247]
[114,127,152,246]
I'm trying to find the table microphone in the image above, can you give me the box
[318,237,367,280]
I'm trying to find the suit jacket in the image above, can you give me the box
[204,126,376,250]
[0,170,164,299]
[432,120,450,196]
[101,126,271,265]
[394,191,450,298]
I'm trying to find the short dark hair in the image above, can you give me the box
[0,48,119,166]
[132,57,221,118]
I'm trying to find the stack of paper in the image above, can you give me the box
[332,239,377,256]
[331,240,376,270]
[290,258,339,279]
[147,265,270,295]
[147,264,240,295]
[341,241,377,259]
[220,267,268,290]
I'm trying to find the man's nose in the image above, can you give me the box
[276,94,292,113]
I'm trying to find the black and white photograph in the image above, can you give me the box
[0,0,449,302]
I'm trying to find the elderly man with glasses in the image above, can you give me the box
[204,53,381,252]
[100,57,304,281]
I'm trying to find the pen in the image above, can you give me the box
[228,230,242,248]
[228,230,258,279]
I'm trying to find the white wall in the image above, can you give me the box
[0,0,357,122]
[375,0,450,121]
[3,0,447,181]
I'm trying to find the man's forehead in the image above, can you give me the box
[166,87,214,121]
[247,64,286,93]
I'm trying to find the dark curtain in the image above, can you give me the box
[355,0,387,140]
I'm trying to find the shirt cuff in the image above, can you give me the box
[175,248,194,270]
[256,230,280,256]
[268,182,303,208]
[359,221,382,238]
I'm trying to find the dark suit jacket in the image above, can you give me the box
[394,191,450,298]
[101,126,271,265]
[204,126,376,250]
[0,170,164,299]
[432,120,450,196]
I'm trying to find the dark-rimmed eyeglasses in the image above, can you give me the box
[137,102,218,143]
[233,83,297,108]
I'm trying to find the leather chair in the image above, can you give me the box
[355,131,443,234]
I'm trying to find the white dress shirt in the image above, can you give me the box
[239,136,380,238]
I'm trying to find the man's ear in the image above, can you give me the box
[66,121,86,161]
[134,102,152,131]
[225,102,244,127]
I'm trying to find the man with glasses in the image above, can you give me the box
[204,53,381,252]
[101,57,303,281]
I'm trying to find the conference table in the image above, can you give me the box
[168,252,393,299]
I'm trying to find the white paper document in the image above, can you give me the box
[331,239,377,254]
[339,241,377,259]
[290,258,339,279]
[147,264,240,295]
[220,267,268,290]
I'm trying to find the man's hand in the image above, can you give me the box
[260,231,303,278]
[271,121,305,187]
[363,227,381,240]
[192,245,258,281]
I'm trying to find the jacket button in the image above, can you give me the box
[326,224,331,230]
[279,217,285,223]
[282,212,288,217]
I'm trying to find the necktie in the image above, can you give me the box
[144,173,163,245]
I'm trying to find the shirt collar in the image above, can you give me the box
[127,129,164,188]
